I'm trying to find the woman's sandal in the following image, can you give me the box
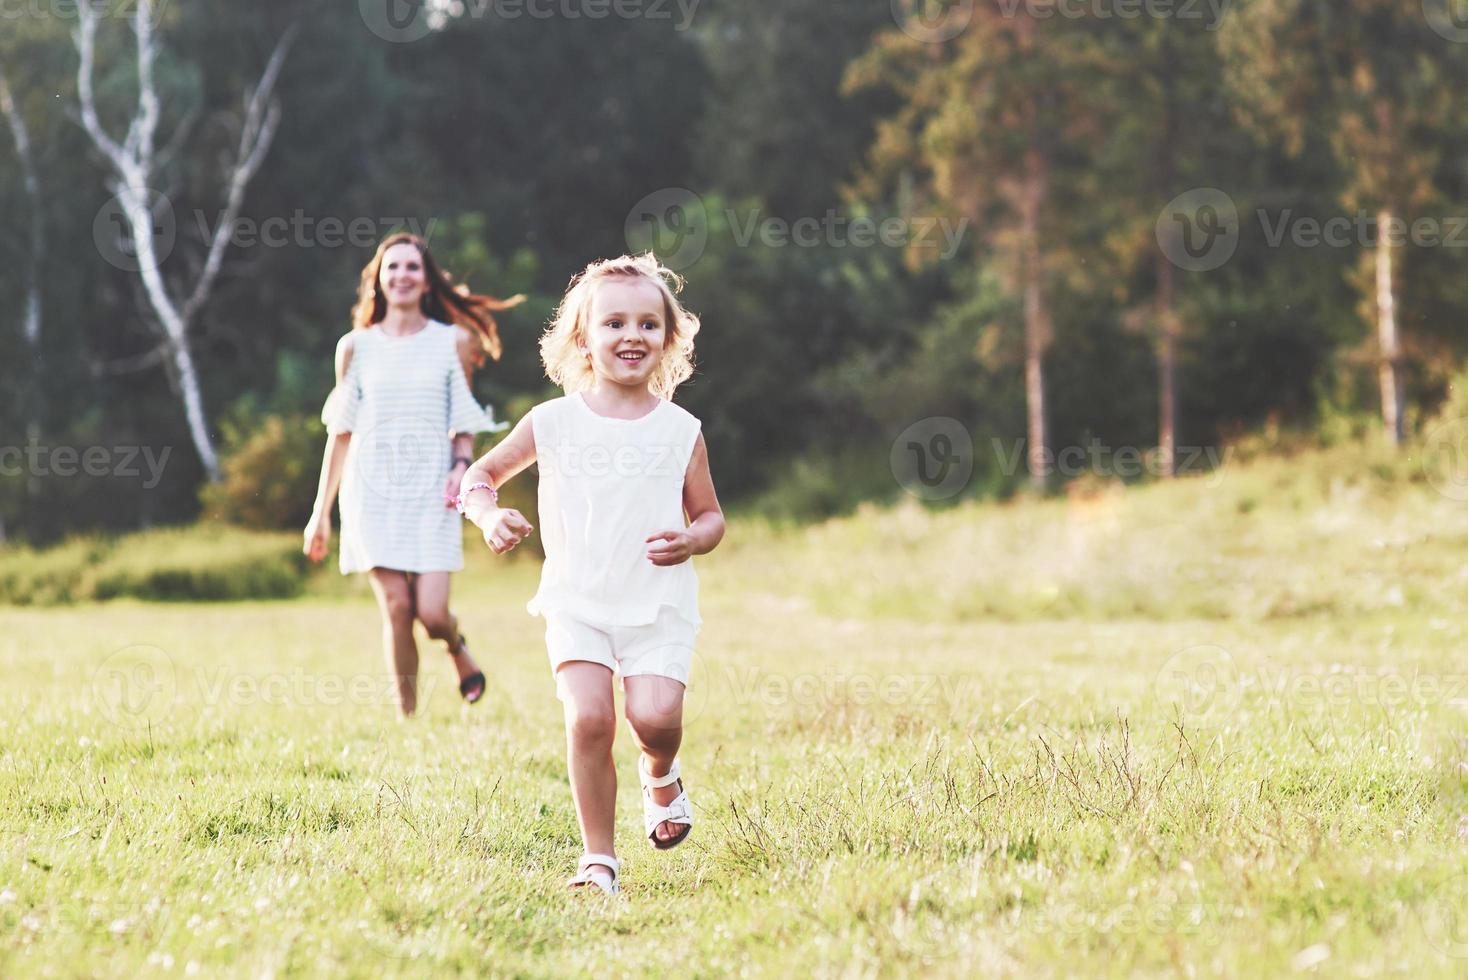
[450,633,486,705]
[567,853,620,895]
[639,755,693,850]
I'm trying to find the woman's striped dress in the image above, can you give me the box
[320,321,506,574]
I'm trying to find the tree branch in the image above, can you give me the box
[74,3,127,170]
[181,23,298,323]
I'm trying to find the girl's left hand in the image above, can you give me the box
[444,464,469,509]
[646,529,695,566]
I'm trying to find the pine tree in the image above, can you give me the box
[847,6,1115,489]
[1221,0,1468,445]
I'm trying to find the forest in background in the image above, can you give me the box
[3,0,1468,544]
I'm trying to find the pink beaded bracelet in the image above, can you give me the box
[455,482,498,515]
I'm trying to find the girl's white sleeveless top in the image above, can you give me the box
[527,392,702,629]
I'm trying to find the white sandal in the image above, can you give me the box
[567,853,620,895]
[639,755,693,850]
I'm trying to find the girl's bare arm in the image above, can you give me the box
[459,411,537,529]
[647,433,725,565]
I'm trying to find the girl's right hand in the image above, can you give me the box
[483,508,533,555]
[303,510,331,563]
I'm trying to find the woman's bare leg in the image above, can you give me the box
[412,572,484,698]
[367,568,418,717]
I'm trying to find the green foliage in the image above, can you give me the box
[5,2,1468,540]
[0,537,109,606]
[0,526,310,605]
[201,415,325,531]
[744,446,899,524]
[91,527,308,602]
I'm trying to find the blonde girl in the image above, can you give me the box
[457,253,724,894]
[304,232,523,716]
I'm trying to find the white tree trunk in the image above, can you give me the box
[0,65,45,511]
[1021,146,1051,491]
[1156,253,1177,478]
[74,0,295,482]
[1376,206,1404,446]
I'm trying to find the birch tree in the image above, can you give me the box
[74,0,296,479]
[0,64,43,461]
[1220,0,1467,445]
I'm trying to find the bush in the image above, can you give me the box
[0,537,109,606]
[201,414,326,530]
[0,526,312,605]
[746,446,899,523]
[91,527,309,602]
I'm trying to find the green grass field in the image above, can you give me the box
[3,445,1467,977]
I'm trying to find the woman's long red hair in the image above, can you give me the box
[351,232,524,366]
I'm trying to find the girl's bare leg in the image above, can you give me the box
[557,662,618,875]
[623,675,686,844]
[367,568,418,717]
[412,571,484,696]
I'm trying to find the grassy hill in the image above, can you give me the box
[1,443,1465,977]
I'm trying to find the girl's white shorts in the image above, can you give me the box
[543,606,697,699]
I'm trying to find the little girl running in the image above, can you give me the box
[456,254,724,895]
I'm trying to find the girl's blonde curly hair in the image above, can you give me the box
[540,253,700,400]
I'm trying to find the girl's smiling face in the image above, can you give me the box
[379,242,427,309]
[583,276,668,389]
